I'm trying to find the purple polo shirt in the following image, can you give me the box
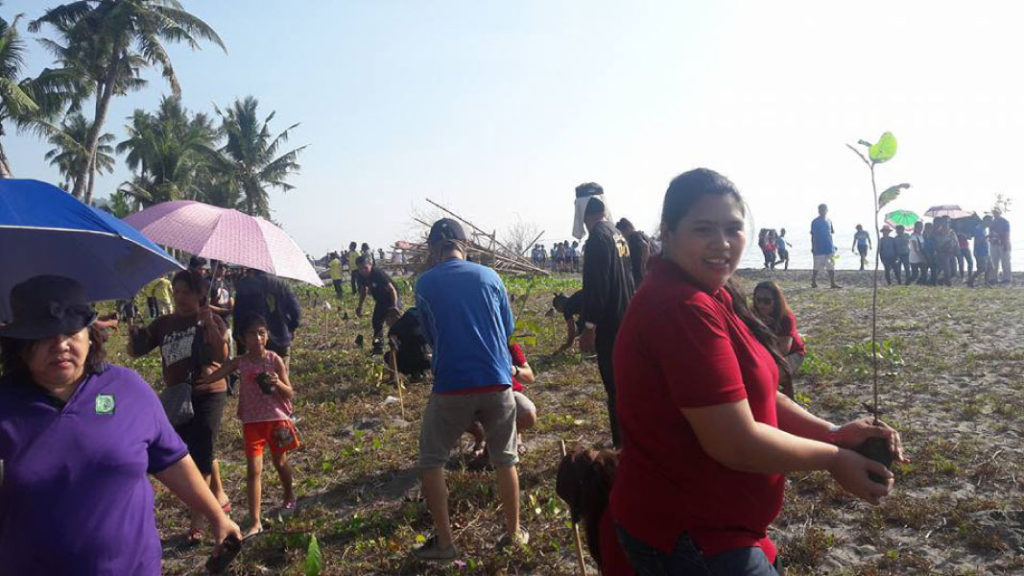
[0,364,188,575]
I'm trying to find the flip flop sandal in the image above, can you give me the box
[187,528,204,545]
[282,499,297,510]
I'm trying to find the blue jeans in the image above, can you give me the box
[616,525,779,576]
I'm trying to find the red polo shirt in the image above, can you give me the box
[610,257,783,562]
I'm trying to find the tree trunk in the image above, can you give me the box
[0,142,12,178]
[85,153,96,205]
[72,52,120,199]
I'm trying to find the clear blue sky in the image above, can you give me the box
[5,1,1023,269]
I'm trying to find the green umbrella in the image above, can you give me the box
[884,209,919,228]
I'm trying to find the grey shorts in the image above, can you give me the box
[419,388,518,469]
[813,254,835,273]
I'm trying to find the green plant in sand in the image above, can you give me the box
[847,131,910,477]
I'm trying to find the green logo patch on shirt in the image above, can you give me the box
[95,394,115,415]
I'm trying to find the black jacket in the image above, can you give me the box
[581,221,635,336]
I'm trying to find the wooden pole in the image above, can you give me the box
[389,341,406,420]
[521,230,545,257]
[560,440,589,576]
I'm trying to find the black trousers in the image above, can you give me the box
[596,327,621,448]
[332,279,345,298]
[882,257,901,285]
[175,392,226,475]
[350,270,359,294]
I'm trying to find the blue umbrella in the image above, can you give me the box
[0,179,183,322]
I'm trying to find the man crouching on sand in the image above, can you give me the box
[411,218,528,561]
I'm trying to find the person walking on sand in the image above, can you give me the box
[811,204,841,288]
[990,207,1012,284]
[411,218,526,560]
[199,314,299,538]
[852,224,872,271]
[776,228,791,270]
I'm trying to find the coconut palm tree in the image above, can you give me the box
[213,96,305,218]
[45,112,114,193]
[116,95,217,206]
[0,9,39,177]
[30,0,225,203]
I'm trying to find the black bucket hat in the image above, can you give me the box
[0,275,97,340]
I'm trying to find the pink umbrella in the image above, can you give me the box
[923,205,975,219]
[124,201,322,286]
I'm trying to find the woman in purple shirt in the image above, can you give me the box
[0,275,241,575]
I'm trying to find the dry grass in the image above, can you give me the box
[105,269,1023,575]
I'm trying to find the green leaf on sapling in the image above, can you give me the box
[869,132,898,164]
[878,183,911,209]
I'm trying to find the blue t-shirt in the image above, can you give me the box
[973,224,989,256]
[854,230,870,248]
[415,259,515,394]
[0,364,188,575]
[810,218,834,256]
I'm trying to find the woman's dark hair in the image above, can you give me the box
[238,314,268,336]
[660,168,745,233]
[660,169,792,389]
[752,281,793,335]
[1,324,108,381]
[172,269,208,306]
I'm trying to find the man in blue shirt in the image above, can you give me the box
[810,204,841,289]
[412,218,526,561]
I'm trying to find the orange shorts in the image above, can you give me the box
[243,420,300,458]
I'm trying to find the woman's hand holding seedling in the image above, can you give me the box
[827,448,894,506]
[831,417,908,464]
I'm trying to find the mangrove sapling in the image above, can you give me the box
[846,131,910,482]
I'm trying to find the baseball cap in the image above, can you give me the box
[427,218,467,245]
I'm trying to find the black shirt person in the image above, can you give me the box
[355,255,400,354]
[616,218,653,287]
[579,195,636,447]
[552,290,584,354]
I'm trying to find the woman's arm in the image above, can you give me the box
[154,455,242,548]
[682,400,893,504]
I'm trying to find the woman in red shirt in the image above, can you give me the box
[610,168,906,575]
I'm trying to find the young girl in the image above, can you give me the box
[201,314,298,537]
[752,281,806,394]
